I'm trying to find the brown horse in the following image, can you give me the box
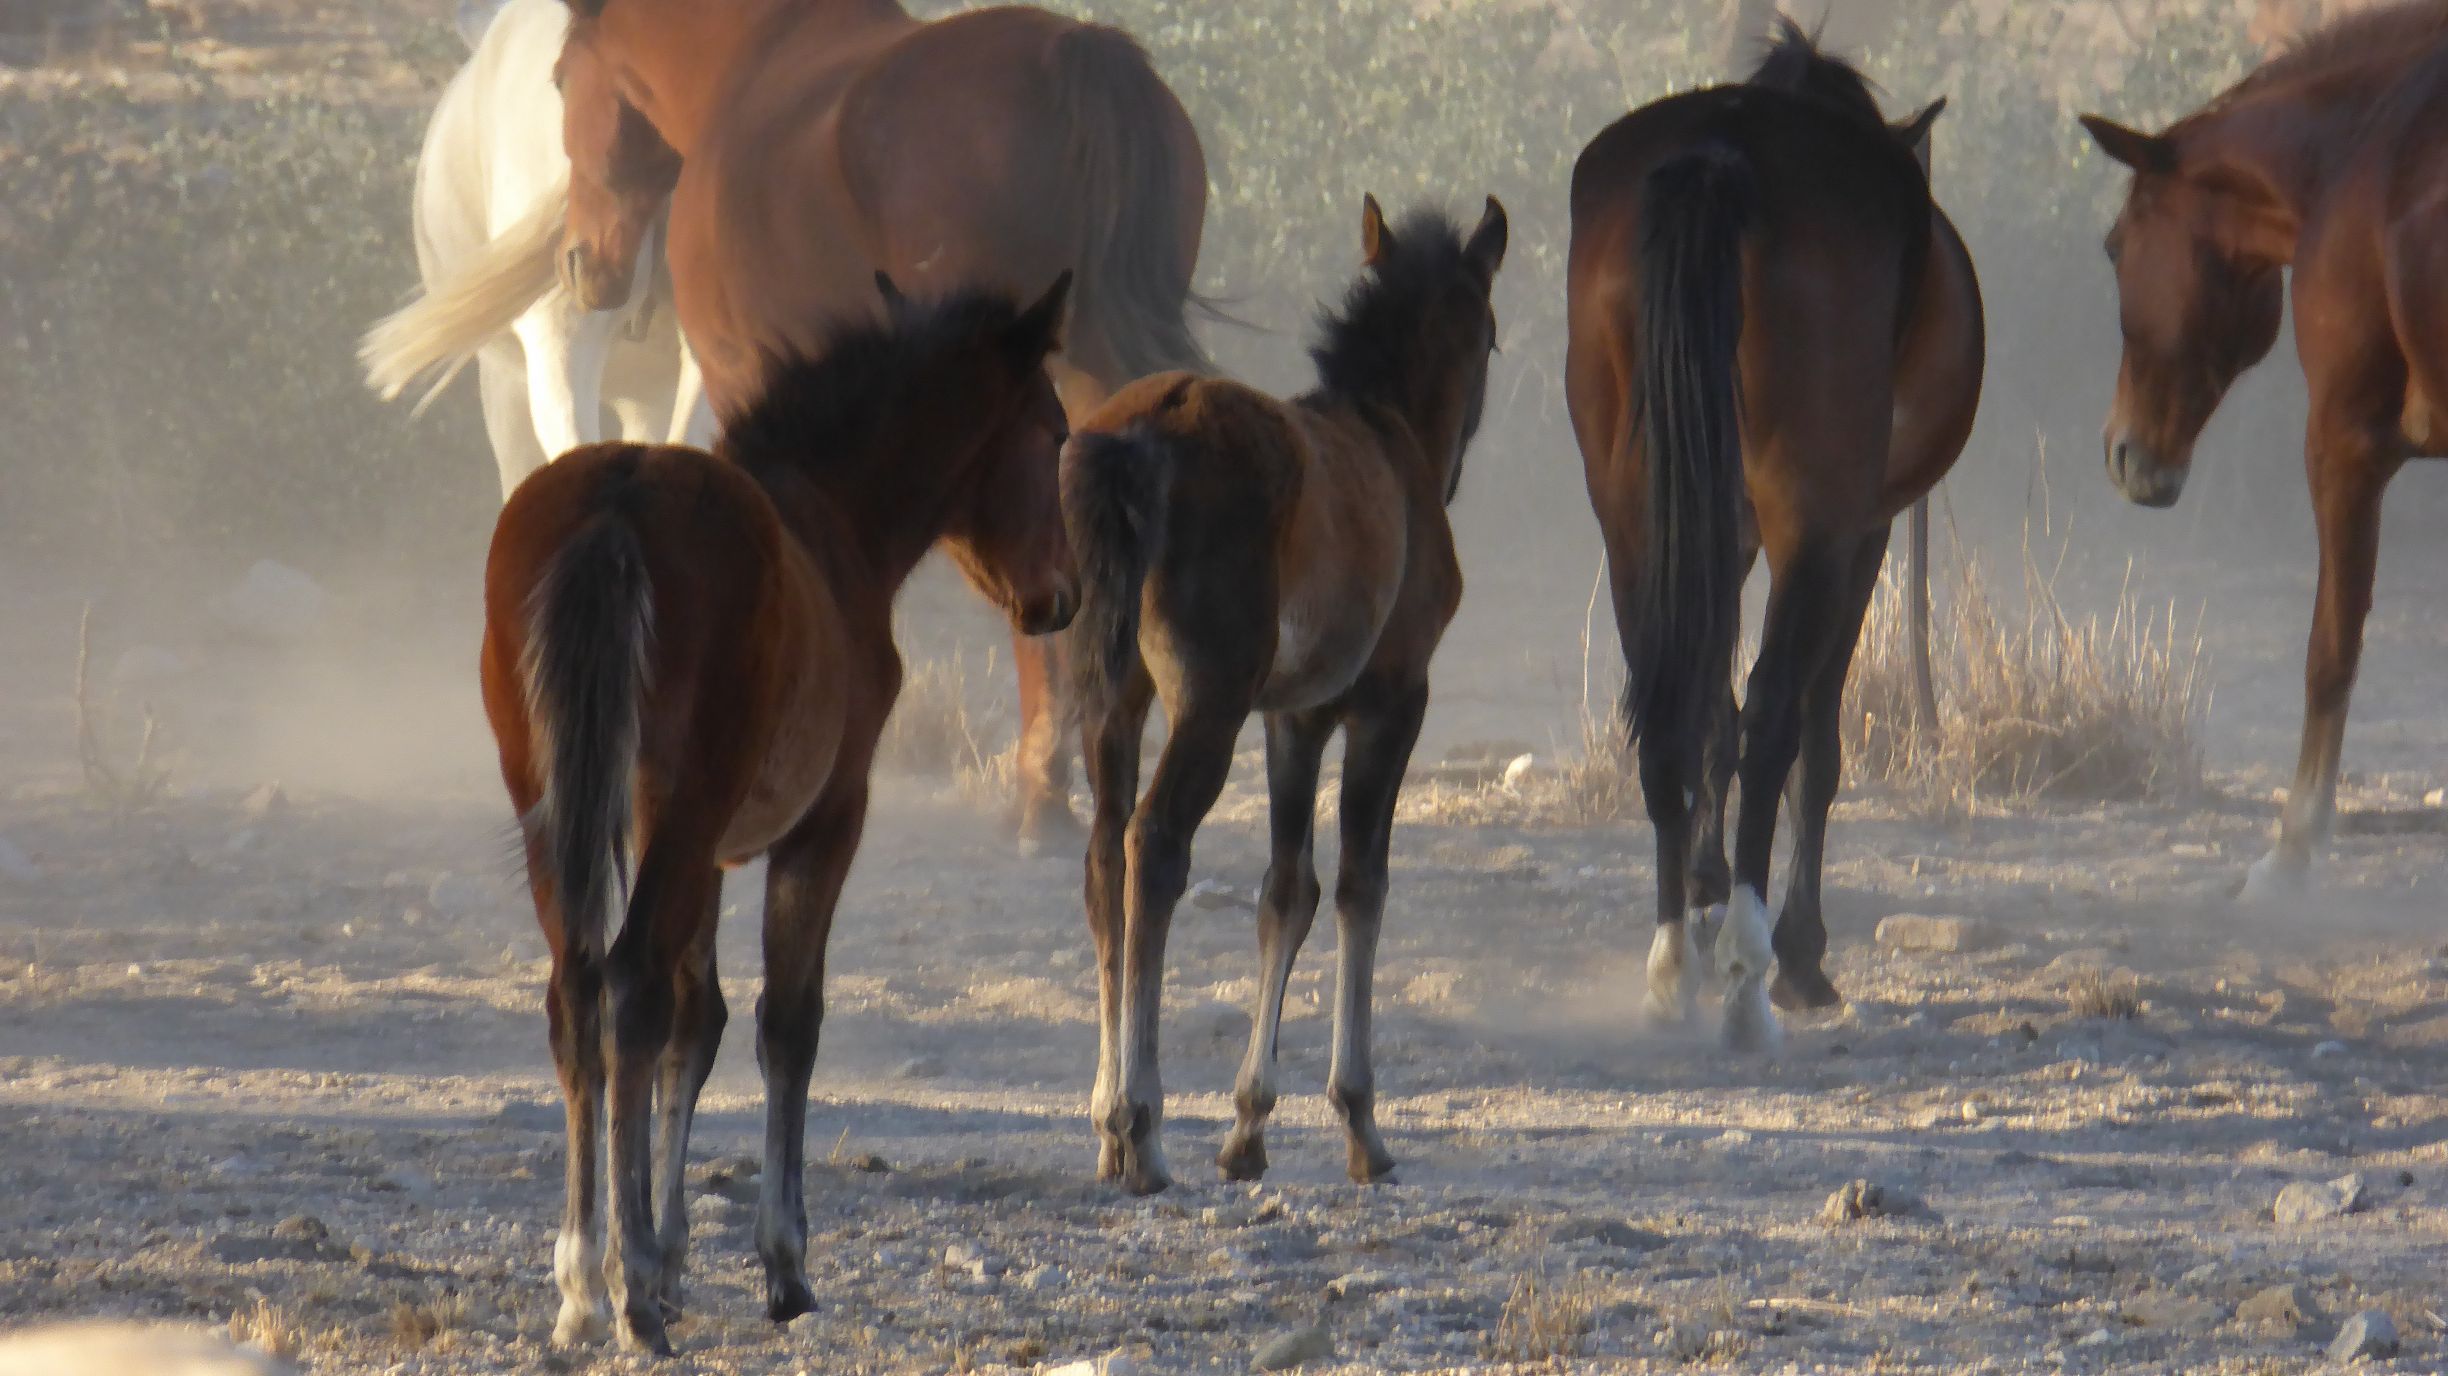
[2080,2,2448,900]
[555,0,1214,846]
[1066,196,1507,1194]
[1568,24,1984,1049]
[481,275,1072,1354]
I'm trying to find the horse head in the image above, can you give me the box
[555,17,680,312]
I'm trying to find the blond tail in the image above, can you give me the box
[360,178,571,415]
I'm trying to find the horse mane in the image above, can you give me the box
[1308,208,1475,409]
[2219,0,2448,104]
[1745,15,1885,128]
[716,288,1025,472]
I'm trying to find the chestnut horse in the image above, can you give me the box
[553,0,1214,847]
[2080,1,2448,899]
[1067,196,1507,1194]
[481,275,1073,1354]
[1568,25,1983,1049]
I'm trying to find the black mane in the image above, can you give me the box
[1746,16,1886,127]
[1308,208,1476,409]
[715,288,1022,472]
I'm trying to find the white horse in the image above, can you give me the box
[363,0,710,499]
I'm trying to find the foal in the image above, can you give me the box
[481,275,1073,1354]
[1066,197,1506,1194]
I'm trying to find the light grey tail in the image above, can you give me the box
[521,515,653,958]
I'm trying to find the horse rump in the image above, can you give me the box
[1627,141,1754,759]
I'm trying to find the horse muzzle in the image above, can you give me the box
[562,245,632,314]
[2104,432,2186,509]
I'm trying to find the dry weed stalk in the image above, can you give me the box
[2065,967,2144,1021]
[73,603,172,812]
[228,1295,301,1361]
[1488,1265,1597,1362]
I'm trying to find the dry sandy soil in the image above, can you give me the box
[1,523,2445,1376]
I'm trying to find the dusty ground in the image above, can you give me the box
[2,526,2445,1376]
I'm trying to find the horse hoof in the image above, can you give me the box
[551,1304,612,1348]
[1644,924,1697,1027]
[1015,801,1086,859]
[1722,974,1782,1053]
[1216,1133,1268,1182]
[1770,966,1844,1012]
[615,1311,673,1357]
[2237,850,2308,906]
[765,1276,818,1326]
[1347,1141,1398,1185]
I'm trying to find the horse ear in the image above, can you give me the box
[1361,194,1394,269]
[1894,98,1946,157]
[2080,114,2177,175]
[1465,196,1508,283]
[1007,270,1073,363]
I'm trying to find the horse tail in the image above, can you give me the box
[1062,425,1172,712]
[519,508,653,962]
[1049,25,1218,379]
[1627,141,1754,759]
[362,178,569,414]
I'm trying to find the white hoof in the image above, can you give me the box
[2238,849,2308,906]
[1722,972,1782,1053]
[1644,923,1698,1027]
[552,1301,612,1348]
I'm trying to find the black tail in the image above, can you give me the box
[521,515,653,961]
[1628,143,1755,760]
[1051,26,1218,379]
[1062,427,1173,713]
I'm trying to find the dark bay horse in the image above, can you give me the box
[2079,1,2448,899]
[1568,25,1984,1049]
[1066,197,1506,1194]
[481,275,1073,1354]
[555,0,1215,846]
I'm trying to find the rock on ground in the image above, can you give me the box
[1873,914,1993,954]
[1249,1325,1333,1372]
[2327,1309,2399,1362]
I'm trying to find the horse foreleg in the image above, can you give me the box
[1219,707,1333,1183]
[1325,687,1427,1185]
[480,345,551,500]
[1013,633,1083,855]
[650,892,727,1326]
[515,299,616,463]
[754,787,865,1325]
[667,339,717,449]
[1772,536,1885,1012]
[1105,703,1240,1195]
[2248,438,2396,899]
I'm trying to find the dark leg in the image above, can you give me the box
[2248,439,2396,897]
[1772,536,1886,1011]
[1013,631,1083,855]
[1101,699,1245,1195]
[599,843,721,1355]
[1720,542,1850,1051]
[752,787,866,1325]
[650,888,728,1324]
[1218,706,1335,1182]
[1687,543,1756,918]
[1325,686,1429,1184]
[1082,668,1153,1183]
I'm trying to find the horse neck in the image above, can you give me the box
[2186,55,2430,262]
[599,0,915,155]
[761,418,984,598]
[1320,380,1462,503]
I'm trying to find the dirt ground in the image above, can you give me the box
[2,519,2445,1376]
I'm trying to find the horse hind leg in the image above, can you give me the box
[1083,670,1153,1183]
[1772,536,1886,1012]
[544,931,613,1347]
[1219,706,1334,1183]
[1324,687,1429,1184]
[650,892,728,1326]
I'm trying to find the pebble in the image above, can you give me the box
[897,1054,948,1080]
[1819,1179,1919,1224]
[1875,913,1994,953]
[1249,1325,1333,1372]
[2235,1282,2314,1330]
[1326,1269,1399,1301]
[1044,1350,1145,1376]
[942,1241,982,1269]
[2273,1174,2363,1224]
[2312,1039,2349,1059]
[2119,1291,2221,1330]
[2327,1309,2399,1362]
[1189,879,1255,912]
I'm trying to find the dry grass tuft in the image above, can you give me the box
[878,651,1003,780]
[1487,1265,1597,1362]
[1844,512,2208,813]
[74,603,173,813]
[387,1292,466,1351]
[2066,968,2144,1021]
[228,1295,301,1361]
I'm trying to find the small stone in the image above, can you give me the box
[849,1152,890,1174]
[240,783,287,819]
[2236,1282,2314,1331]
[2312,1039,2349,1059]
[1874,913,1993,953]
[2120,1291,2222,1330]
[2273,1174,2363,1224]
[271,1214,328,1243]
[1250,1325,1333,1372]
[2327,1309,2399,1362]
[897,1055,947,1080]
[2073,1327,2114,1348]
[1819,1179,1918,1224]
[942,1241,981,1269]
[1326,1269,1398,1301]
[966,1255,1006,1281]
[1045,1350,1144,1376]
[1190,879,1254,912]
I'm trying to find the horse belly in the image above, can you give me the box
[717,637,848,864]
[1258,582,1396,712]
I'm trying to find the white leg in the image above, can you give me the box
[477,343,549,501]
[2240,849,2311,905]
[1716,886,1780,1052]
[668,339,717,448]
[513,297,617,464]
[1645,920,1698,1027]
[552,1219,612,1346]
